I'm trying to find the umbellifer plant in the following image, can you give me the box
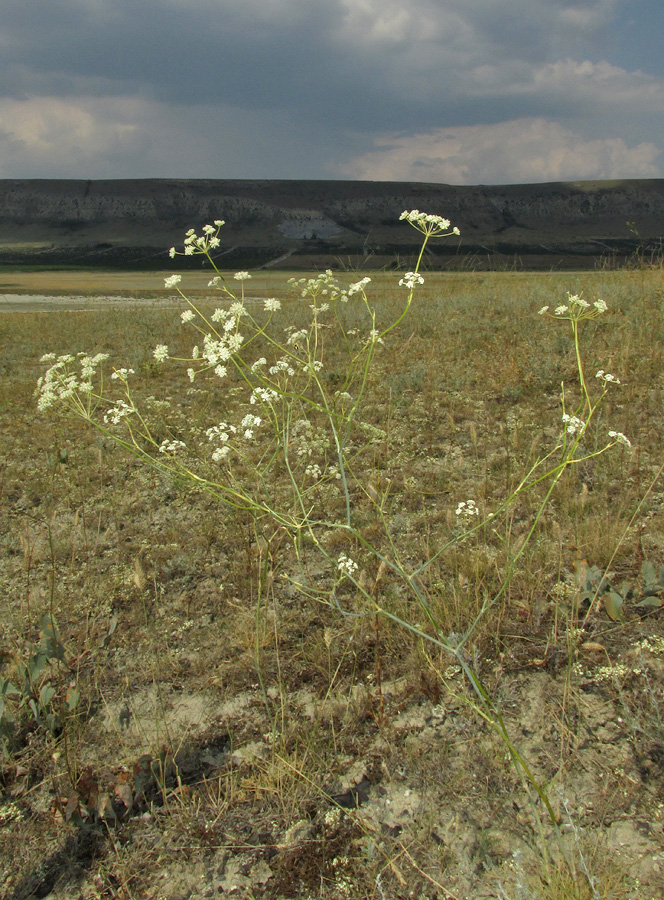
[36,211,631,885]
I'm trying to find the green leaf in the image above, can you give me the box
[28,653,48,684]
[641,560,657,585]
[39,614,66,661]
[65,688,80,711]
[39,683,56,708]
[604,591,625,622]
[0,678,20,699]
[635,596,664,609]
[98,616,118,650]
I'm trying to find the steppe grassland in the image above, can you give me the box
[1,261,664,899]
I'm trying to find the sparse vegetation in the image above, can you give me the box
[1,216,664,900]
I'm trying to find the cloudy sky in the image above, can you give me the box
[1,0,662,185]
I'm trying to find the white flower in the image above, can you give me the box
[554,305,569,316]
[234,271,251,281]
[250,387,279,404]
[594,298,607,313]
[212,446,230,462]
[456,499,479,518]
[180,309,195,323]
[608,430,632,448]
[562,413,585,434]
[153,344,169,362]
[399,271,425,289]
[103,399,134,425]
[337,554,358,578]
[567,293,589,309]
[264,298,281,312]
[229,302,246,318]
[348,277,371,295]
[164,275,182,289]
[214,219,224,227]
[214,365,227,378]
[287,328,308,347]
[111,367,135,381]
[538,306,549,315]
[596,370,620,384]
[158,439,186,455]
[187,368,195,382]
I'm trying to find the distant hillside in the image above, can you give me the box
[0,178,662,270]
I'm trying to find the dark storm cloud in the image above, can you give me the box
[0,0,660,182]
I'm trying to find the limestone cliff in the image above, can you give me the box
[0,178,662,269]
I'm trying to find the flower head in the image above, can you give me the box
[456,499,479,519]
[337,554,358,578]
[608,430,632,448]
[399,271,425,289]
[399,210,459,237]
[562,413,585,435]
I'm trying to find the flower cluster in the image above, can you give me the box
[562,414,585,435]
[204,408,267,463]
[159,439,186,455]
[337,554,358,578]
[168,221,225,258]
[399,272,425,289]
[608,430,631,448]
[348,277,371,295]
[538,293,608,320]
[103,399,135,425]
[596,369,620,384]
[288,270,350,304]
[158,305,246,381]
[37,352,109,412]
[399,210,460,237]
[455,499,479,520]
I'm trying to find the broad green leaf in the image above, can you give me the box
[641,560,656,585]
[604,591,624,621]
[39,683,56,707]
[28,653,48,684]
[65,688,80,711]
[0,678,20,698]
[39,614,66,661]
[635,596,664,609]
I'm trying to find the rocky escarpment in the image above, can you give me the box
[0,178,662,269]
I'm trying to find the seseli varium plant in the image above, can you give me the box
[37,211,629,881]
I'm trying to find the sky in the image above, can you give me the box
[1,0,662,185]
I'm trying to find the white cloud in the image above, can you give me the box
[336,118,661,184]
